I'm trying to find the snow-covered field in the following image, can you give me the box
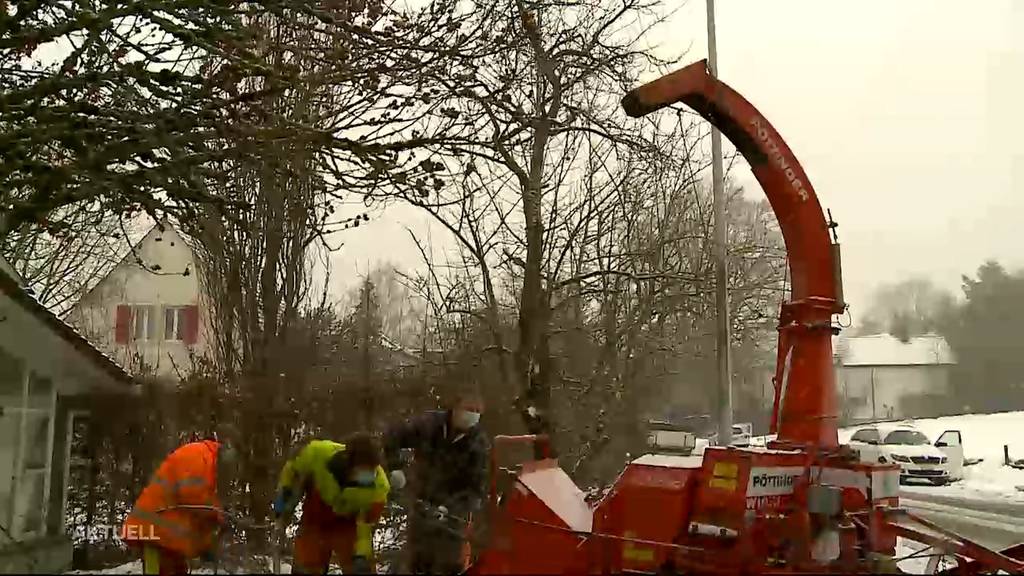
[752,410,1024,502]
[839,410,1024,503]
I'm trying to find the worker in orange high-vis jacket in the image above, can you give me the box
[122,426,241,575]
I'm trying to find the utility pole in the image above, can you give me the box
[707,0,732,447]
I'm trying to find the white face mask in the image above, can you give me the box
[353,469,376,487]
[454,410,481,430]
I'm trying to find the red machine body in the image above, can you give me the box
[468,61,1024,575]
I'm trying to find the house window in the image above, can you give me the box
[132,306,154,341]
[163,305,198,345]
[0,344,24,529]
[115,305,155,343]
[0,345,56,541]
[165,307,187,341]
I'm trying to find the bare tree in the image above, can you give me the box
[172,0,486,543]
[857,277,955,339]
[0,204,127,314]
[0,0,470,238]
[348,263,427,351]
[401,115,786,483]
[388,0,682,445]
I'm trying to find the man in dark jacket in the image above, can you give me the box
[384,390,489,574]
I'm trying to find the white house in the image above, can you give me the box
[833,333,956,424]
[0,256,134,573]
[67,222,207,379]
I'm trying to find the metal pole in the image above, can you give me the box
[707,0,733,447]
[871,368,877,421]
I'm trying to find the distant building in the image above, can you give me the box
[66,221,429,381]
[67,222,207,379]
[0,256,133,572]
[380,334,423,376]
[833,333,956,424]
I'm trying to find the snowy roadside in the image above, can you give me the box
[896,538,958,574]
[888,411,1024,504]
[752,410,1024,503]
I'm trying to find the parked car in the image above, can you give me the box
[847,423,964,485]
[731,423,753,447]
[706,423,754,447]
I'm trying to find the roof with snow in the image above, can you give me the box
[0,255,133,385]
[833,333,955,367]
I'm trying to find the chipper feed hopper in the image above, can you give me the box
[467,61,1024,575]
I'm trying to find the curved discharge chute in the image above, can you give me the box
[622,60,845,448]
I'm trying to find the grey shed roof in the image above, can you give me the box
[834,333,955,367]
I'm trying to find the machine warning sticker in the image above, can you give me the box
[746,466,804,496]
[746,494,790,511]
[709,461,739,491]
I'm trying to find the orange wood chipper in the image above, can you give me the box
[466,61,1024,575]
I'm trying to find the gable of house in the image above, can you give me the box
[66,221,207,377]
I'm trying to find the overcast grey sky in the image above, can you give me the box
[330,0,1024,324]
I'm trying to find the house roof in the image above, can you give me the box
[67,217,194,316]
[834,333,955,367]
[0,256,133,385]
[380,334,423,367]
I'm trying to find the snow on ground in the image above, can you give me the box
[68,559,297,574]
[66,561,144,575]
[753,410,1024,502]
[896,538,958,574]
[839,410,1024,503]
[67,526,403,574]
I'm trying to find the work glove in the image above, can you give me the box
[199,548,218,563]
[272,488,293,517]
[389,469,407,490]
[434,505,449,522]
[351,555,374,574]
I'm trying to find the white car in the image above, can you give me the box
[847,424,964,485]
[706,423,754,447]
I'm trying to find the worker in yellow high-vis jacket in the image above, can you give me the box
[273,433,390,574]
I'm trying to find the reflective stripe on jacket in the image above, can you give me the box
[277,440,390,557]
[123,440,223,558]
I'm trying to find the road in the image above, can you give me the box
[901,490,1024,551]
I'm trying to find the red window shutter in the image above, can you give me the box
[183,305,200,345]
[115,305,131,344]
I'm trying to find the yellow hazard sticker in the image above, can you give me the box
[709,477,737,490]
[622,532,656,564]
[713,462,739,478]
[709,461,739,491]
[623,546,656,563]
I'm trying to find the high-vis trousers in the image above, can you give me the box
[142,544,189,575]
[292,518,372,574]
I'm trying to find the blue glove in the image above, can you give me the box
[351,555,373,574]
[200,548,217,563]
[272,489,292,517]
